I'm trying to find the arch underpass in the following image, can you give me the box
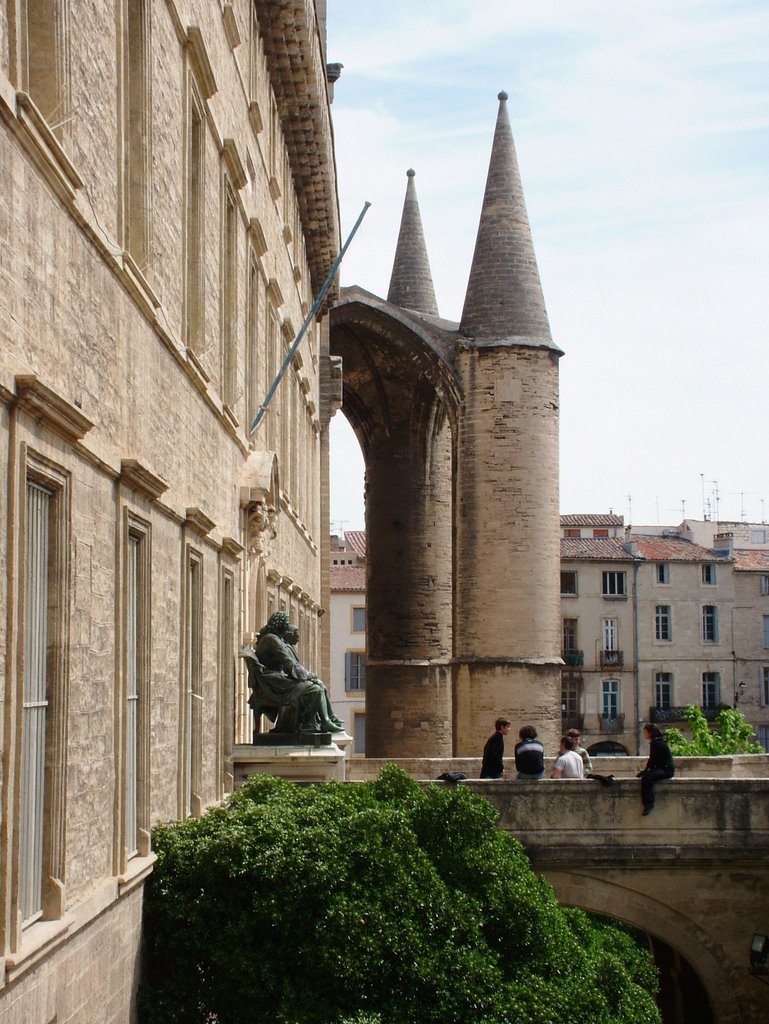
[463,776,769,1024]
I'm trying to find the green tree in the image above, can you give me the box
[665,705,764,755]
[140,766,660,1024]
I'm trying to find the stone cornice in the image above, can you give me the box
[119,460,168,501]
[254,0,340,297]
[185,507,216,536]
[15,375,94,443]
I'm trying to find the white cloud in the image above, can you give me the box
[328,0,769,528]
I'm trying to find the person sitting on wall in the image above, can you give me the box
[480,718,511,779]
[514,725,545,780]
[551,735,585,778]
[638,723,675,815]
[566,728,592,774]
[248,611,344,734]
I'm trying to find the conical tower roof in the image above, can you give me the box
[387,169,439,316]
[460,92,552,345]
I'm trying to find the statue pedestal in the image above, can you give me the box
[231,740,349,785]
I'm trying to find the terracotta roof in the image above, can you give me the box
[732,549,769,571]
[345,530,367,557]
[561,514,625,527]
[561,538,637,561]
[330,565,366,591]
[631,537,731,563]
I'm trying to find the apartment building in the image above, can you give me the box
[560,516,769,754]
[329,531,367,755]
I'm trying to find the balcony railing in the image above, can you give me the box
[561,714,585,732]
[599,714,625,733]
[562,650,584,667]
[650,705,723,724]
[600,649,624,668]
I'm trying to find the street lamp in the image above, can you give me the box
[734,680,746,707]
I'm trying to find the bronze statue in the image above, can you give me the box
[243,611,345,736]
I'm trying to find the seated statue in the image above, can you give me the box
[243,611,345,736]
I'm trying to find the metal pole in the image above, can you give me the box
[249,201,371,435]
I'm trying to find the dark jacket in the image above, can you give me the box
[481,731,505,778]
[644,736,675,777]
[514,737,545,776]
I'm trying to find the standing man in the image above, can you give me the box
[480,718,511,779]
[567,728,592,775]
[551,735,585,778]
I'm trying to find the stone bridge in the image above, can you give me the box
[349,758,769,1024]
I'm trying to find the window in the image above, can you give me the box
[563,528,580,538]
[655,672,672,710]
[218,569,235,801]
[351,606,366,633]
[761,575,769,596]
[221,179,238,408]
[592,528,609,537]
[751,529,768,544]
[761,667,769,707]
[353,712,366,755]
[21,0,70,137]
[758,725,769,753]
[655,605,671,641]
[602,680,620,719]
[246,250,262,429]
[562,618,578,653]
[764,616,769,649]
[560,570,578,596]
[345,652,366,692]
[185,551,203,816]
[561,678,580,720]
[602,571,626,597]
[656,563,669,584]
[702,672,720,710]
[602,618,618,652]
[185,86,205,352]
[125,523,150,860]
[702,605,719,643]
[701,564,716,585]
[20,467,67,926]
[123,0,151,267]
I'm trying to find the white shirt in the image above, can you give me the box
[554,749,584,778]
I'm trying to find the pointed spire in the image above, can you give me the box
[387,169,439,316]
[460,92,552,345]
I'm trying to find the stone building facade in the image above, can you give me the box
[328,530,367,754]
[559,515,769,754]
[0,2,338,1020]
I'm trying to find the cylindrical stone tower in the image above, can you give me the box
[453,92,562,756]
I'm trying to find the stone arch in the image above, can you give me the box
[330,288,460,757]
[545,870,740,1024]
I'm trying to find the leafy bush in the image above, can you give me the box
[665,705,764,755]
[140,766,660,1024]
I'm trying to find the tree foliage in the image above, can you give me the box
[140,766,660,1024]
[665,705,764,755]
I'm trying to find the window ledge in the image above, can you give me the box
[118,852,157,897]
[4,915,73,981]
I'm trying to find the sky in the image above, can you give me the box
[325,0,769,534]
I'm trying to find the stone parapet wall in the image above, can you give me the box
[347,753,769,782]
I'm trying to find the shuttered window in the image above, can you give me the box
[20,481,52,923]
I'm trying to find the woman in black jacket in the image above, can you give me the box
[638,723,675,815]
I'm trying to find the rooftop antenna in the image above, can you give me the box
[700,472,706,520]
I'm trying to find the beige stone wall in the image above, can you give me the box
[454,345,561,756]
[0,0,336,1017]
[0,885,145,1024]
